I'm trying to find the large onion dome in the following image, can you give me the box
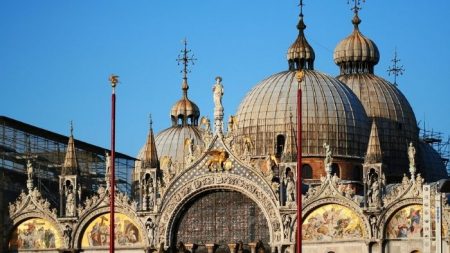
[335,10,419,182]
[235,8,370,180]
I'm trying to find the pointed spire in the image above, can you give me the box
[142,114,159,168]
[62,121,79,175]
[365,120,382,164]
[287,0,315,71]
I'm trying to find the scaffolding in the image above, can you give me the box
[0,116,136,207]
[420,126,450,175]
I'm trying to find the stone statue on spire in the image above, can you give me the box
[408,142,416,177]
[213,76,224,134]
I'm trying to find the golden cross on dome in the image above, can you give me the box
[176,38,197,80]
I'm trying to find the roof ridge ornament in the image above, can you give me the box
[176,38,197,98]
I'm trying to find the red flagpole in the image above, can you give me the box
[296,71,303,253]
[109,75,118,253]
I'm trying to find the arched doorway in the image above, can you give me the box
[173,190,270,247]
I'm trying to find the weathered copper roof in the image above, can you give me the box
[418,140,448,182]
[338,73,418,178]
[235,70,370,160]
[154,126,202,165]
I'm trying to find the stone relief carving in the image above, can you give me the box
[9,188,57,220]
[383,173,424,207]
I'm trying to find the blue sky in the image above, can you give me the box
[1,1,449,156]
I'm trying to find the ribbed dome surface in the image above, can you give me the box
[171,98,200,120]
[417,140,448,182]
[334,15,379,74]
[153,126,202,165]
[235,70,370,160]
[338,73,418,178]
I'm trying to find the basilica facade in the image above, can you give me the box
[4,2,450,253]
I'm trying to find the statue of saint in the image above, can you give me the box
[408,142,416,168]
[323,143,332,168]
[65,187,75,216]
[105,151,111,175]
[63,224,73,248]
[284,171,296,202]
[26,160,33,180]
[212,76,224,111]
[146,218,156,246]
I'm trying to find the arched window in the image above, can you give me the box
[302,164,313,179]
[353,165,362,181]
[276,134,285,157]
[331,163,340,177]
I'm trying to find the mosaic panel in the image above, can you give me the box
[9,218,61,250]
[302,204,365,241]
[81,213,142,247]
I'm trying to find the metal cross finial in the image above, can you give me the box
[299,0,305,17]
[348,0,365,14]
[149,114,153,130]
[177,38,197,80]
[70,120,74,136]
[387,48,405,86]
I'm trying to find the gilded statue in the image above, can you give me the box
[205,150,229,171]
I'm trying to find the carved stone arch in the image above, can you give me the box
[72,205,148,249]
[379,198,422,239]
[158,174,282,248]
[7,212,63,251]
[302,197,371,240]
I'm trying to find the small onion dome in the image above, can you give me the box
[333,13,379,74]
[170,79,200,126]
[154,126,203,165]
[287,14,315,71]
